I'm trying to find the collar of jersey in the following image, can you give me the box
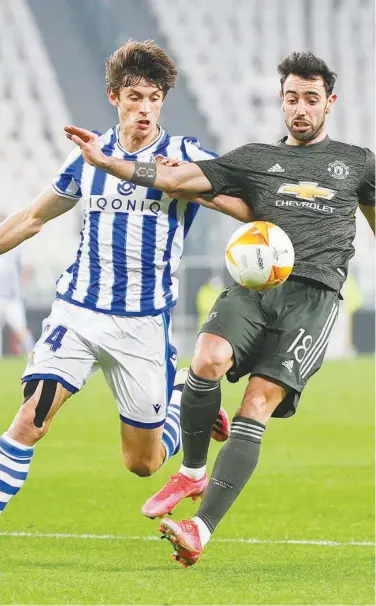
[115,124,166,156]
[276,135,331,152]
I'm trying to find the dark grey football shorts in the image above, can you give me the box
[199,278,339,418]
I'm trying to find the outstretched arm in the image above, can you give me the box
[64,126,212,194]
[0,189,77,254]
[170,191,254,223]
[155,157,253,222]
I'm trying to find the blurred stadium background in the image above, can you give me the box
[0,0,374,358]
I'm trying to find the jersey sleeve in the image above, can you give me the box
[52,147,85,200]
[181,137,218,161]
[357,148,375,207]
[195,146,249,197]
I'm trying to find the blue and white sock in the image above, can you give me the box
[0,433,34,514]
[162,386,182,462]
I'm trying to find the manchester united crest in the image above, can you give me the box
[327,160,349,180]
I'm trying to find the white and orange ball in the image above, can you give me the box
[225,221,294,290]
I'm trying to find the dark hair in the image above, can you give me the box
[106,39,178,97]
[277,51,337,96]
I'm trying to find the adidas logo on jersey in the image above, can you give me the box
[282,359,294,373]
[268,163,285,173]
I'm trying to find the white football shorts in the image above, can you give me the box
[22,299,177,428]
[0,298,28,333]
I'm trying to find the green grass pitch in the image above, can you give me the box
[0,355,374,605]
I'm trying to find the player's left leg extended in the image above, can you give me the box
[1,298,101,516]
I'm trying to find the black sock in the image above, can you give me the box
[195,416,265,531]
[180,368,221,468]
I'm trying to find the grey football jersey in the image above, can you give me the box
[196,137,375,291]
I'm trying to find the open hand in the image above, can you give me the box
[64,126,107,168]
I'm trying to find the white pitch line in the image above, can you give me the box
[0,531,374,547]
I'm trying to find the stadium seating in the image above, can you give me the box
[150,0,374,151]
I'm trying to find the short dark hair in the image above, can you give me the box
[277,51,337,96]
[106,39,178,97]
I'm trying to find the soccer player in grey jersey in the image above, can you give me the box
[66,51,375,567]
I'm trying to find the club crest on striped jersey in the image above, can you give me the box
[117,181,137,196]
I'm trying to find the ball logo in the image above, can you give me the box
[117,181,137,196]
[327,160,349,180]
[256,247,264,270]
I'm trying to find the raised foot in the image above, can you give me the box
[142,472,208,519]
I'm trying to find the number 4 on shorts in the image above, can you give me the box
[44,325,68,352]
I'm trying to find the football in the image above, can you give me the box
[225,221,295,290]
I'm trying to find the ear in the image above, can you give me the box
[325,93,337,113]
[107,88,119,108]
[279,90,285,112]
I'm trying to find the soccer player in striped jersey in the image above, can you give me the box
[0,41,253,517]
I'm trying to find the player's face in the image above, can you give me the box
[280,75,337,143]
[108,80,164,140]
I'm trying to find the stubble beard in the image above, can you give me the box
[287,114,326,143]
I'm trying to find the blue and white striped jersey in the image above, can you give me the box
[52,125,216,316]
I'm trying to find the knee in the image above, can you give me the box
[8,402,48,445]
[123,455,158,478]
[191,333,233,380]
